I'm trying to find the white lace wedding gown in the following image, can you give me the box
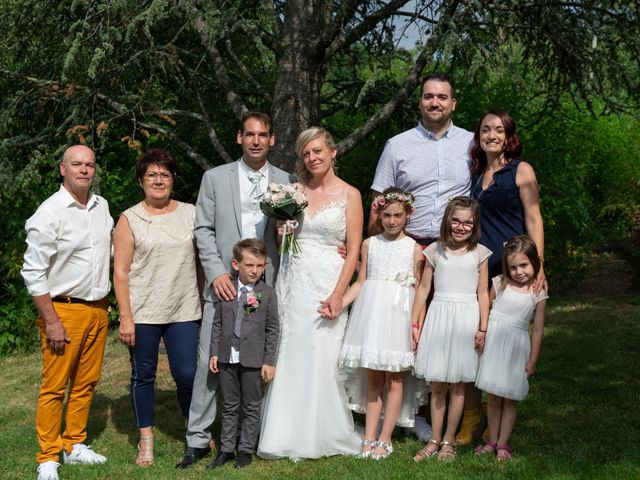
[257,197,361,459]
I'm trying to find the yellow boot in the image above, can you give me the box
[455,408,481,445]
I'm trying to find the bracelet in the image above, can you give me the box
[478,328,487,333]
[411,323,419,329]
[538,254,545,263]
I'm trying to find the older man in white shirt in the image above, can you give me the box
[21,145,113,480]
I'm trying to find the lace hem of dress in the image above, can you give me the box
[340,345,415,371]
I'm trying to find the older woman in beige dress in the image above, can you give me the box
[114,149,203,466]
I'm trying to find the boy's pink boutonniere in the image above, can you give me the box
[244,291,262,315]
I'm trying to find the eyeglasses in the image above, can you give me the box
[144,172,174,182]
[451,220,474,231]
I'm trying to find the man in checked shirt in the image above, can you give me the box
[21,145,113,480]
[369,72,473,244]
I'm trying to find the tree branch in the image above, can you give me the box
[326,0,411,60]
[337,0,461,155]
[225,39,272,102]
[393,10,439,25]
[336,50,428,155]
[93,92,213,170]
[325,0,360,45]
[2,68,219,169]
[261,0,282,39]
[139,118,213,170]
[193,85,234,164]
[193,14,248,120]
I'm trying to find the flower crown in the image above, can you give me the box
[372,191,416,212]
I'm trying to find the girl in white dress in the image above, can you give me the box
[474,235,547,461]
[412,197,491,462]
[339,188,426,460]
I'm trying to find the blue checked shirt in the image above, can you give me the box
[371,120,473,239]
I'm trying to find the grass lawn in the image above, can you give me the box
[2,258,639,479]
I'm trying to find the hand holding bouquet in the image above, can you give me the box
[260,183,308,254]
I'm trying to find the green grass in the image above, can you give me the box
[2,259,640,479]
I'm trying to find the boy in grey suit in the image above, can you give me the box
[208,239,279,469]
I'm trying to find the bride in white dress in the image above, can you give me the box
[258,127,363,459]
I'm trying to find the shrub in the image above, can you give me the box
[0,281,38,355]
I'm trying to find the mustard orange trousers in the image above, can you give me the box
[36,300,108,463]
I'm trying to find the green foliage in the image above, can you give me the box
[0,282,38,355]
[599,197,640,281]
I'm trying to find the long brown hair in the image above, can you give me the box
[470,109,522,176]
[439,196,481,249]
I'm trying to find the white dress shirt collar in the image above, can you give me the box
[417,119,454,140]
[59,184,100,210]
[237,279,255,298]
[238,158,269,177]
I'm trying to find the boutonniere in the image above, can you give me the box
[244,291,262,315]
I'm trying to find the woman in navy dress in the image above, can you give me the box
[456,109,546,444]
[470,109,544,282]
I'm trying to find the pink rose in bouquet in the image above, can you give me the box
[260,183,308,254]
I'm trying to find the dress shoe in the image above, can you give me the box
[207,451,235,469]
[175,445,211,468]
[235,451,253,469]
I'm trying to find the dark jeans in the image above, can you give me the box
[129,321,199,428]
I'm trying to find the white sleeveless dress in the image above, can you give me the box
[258,198,360,459]
[340,235,427,427]
[414,242,492,383]
[475,276,548,400]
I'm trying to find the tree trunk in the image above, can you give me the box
[269,2,330,173]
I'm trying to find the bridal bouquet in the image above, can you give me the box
[260,183,308,254]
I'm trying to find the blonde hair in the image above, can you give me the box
[294,127,337,185]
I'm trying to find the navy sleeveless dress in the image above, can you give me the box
[471,159,525,279]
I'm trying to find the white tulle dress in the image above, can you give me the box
[340,235,427,427]
[414,242,492,383]
[475,276,548,400]
[258,197,360,459]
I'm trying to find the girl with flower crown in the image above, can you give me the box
[339,187,427,460]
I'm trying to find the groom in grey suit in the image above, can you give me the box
[177,111,294,468]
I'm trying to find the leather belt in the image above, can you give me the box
[52,296,104,306]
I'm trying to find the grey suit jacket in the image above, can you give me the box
[209,280,280,368]
[195,159,295,302]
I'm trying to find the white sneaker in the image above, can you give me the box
[63,444,107,465]
[37,461,59,480]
